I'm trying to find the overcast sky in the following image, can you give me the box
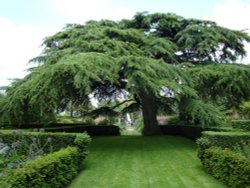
[0,0,250,86]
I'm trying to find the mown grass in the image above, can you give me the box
[69,136,226,188]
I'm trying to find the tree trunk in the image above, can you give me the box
[140,92,162,135]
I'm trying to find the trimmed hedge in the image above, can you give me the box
[44,125,121,136]
[203,147,250,188]
[0,131,91,153]
[231,120,250,130]
[160,125,203,140]
[1,123,94,129]
[0,131,91,188]
[0,147,81,188]
[197,131,250,160]
[159,125,237,140]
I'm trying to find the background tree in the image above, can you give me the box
[1,12,250,135]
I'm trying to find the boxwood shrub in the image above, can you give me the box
[203,147,250,188]
[0,131,91,187]
[0,131,91,154]
[1,124,121,136]
[159,125,237,140]
[231,120,250,130]
[44,125,121,136]
[159,125,203,140]
[197,131,250,160]
[0,147,81,188]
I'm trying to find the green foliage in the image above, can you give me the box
[159,125,234,140]
[134,116,144,133]
[96,116,116,125]
[189,64,250,109]
[74,132,91,156]
[57,118,76,124]
[160,125,202,140]
[178,98,225,127]
[0,147,80,188]
[203,147,250,188]
[0,130,53,170]
[0,93,4,101]
[0,131,91,154]
[0,131,91,188]
[166,116,186,126]
[44,125,121,136]
[231,120,250,131]
[197,131,250,160]
[232,141,250,159]
[240,101,250,118]
[1,12,250,134]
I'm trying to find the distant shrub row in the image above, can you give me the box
[2,123,121,136]
[0,131,91,188]
[197,131,250,188]
[231,120,250,130]
[159,125,237,140]
[2,122,101,129]
[44,125,121,136]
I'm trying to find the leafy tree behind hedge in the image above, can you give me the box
[1,12,250,135]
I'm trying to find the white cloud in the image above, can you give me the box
[0,17,58,86]
[0,0,134,87]
[209,0,250,64]
[49,0,134,23]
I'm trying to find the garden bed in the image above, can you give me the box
[0,130,91,187]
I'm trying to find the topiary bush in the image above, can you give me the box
[203,147,250,188]
[231,120,250,131]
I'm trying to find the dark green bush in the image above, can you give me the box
[44,125,120,136]
[0,147,80,188]
[2,122,95,129]
[231,120,250,130]
[160,125,203,140]
[0,131,91,187]
[0,131,91,154]
[159,125,236,140]
[166,116,187,126]
[197,131,250,160]
[203,147,250,188]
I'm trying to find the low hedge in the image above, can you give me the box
[0,131,91,154]
[0,146,81,188]
[44,125,121,136]
[202,147,250,188]
[197,131,250,160]
[159,125,236,140]
[0,131,91,187]
[1,123,94,129]
[231,120,250,130]
[159,125,203,140]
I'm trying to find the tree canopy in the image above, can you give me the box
[1,12,250,135]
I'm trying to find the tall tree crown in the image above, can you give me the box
[1,12,250,128]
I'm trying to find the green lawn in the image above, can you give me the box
[69,136,226,188]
